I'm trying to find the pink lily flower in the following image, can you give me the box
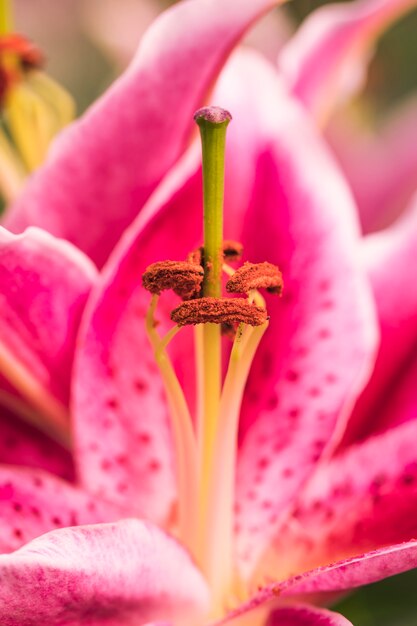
[1,0,417,624]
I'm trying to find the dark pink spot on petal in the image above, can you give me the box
[286,370,299,382]
[134,379,148,392]
[0,483,13,500]
[148,460,161,473]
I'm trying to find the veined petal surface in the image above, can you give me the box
[0,519,210,626]
[225,541,417,623]
[342,199,417,445]
[72,149,202,523]
[270,420,417,576]
[0,466,121,553]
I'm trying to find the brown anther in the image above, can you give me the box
[171,297,268,327]
[187,247,203,266]
[221,322,237,340]
[223,240,243,262]
[0,34,44,105]
[142,261,203,300]
[187,240,243,266]
[226,262,283,295]
[0,34,44,70]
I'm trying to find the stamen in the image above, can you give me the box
[223,240,243,262]
[226,261,283,295]
[187,240,243,266]
[140,107,285,614]
[223,263,267,309]
[0,34,44,69]
[142,260,203,299]
[205,319,269,605]
[187,247,203,265]
[145,295,198,550]
[221,321,236,339]
[171,297,268,327]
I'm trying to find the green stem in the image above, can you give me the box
[195,107,231,298]
[194,106,231,568]
[0,0,13,35]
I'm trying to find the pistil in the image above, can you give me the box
[194,107,231,559]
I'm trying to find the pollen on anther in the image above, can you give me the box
[142,260,203,299]
[171,297,268,327]
[226,262,283,295]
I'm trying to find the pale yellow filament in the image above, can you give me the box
[145,295,199,552]
[200,317,269,613]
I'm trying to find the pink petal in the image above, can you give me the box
[341,199,417,446]
[0,518,210,626]
[282,542,417,596]
[0,466,122,553]
[279,0,417,122]
[226,541,417,622]
[0,227,96,440]
[270,419,417,577]
[266,605,353,626]
[217,50,377,578]
[5,0,281,267]
[0,407,74,480]
[72,150,203,523]
[326,96,417,233]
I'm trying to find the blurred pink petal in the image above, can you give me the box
[0,228,96,433]
[279,0,417,123]
[0,519,210,626]
[342,198,417,445]
[327,96,417,232]
[0,227,96,441]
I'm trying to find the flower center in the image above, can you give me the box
[142,107,283,616]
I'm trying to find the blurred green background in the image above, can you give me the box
[10,1,417,624]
